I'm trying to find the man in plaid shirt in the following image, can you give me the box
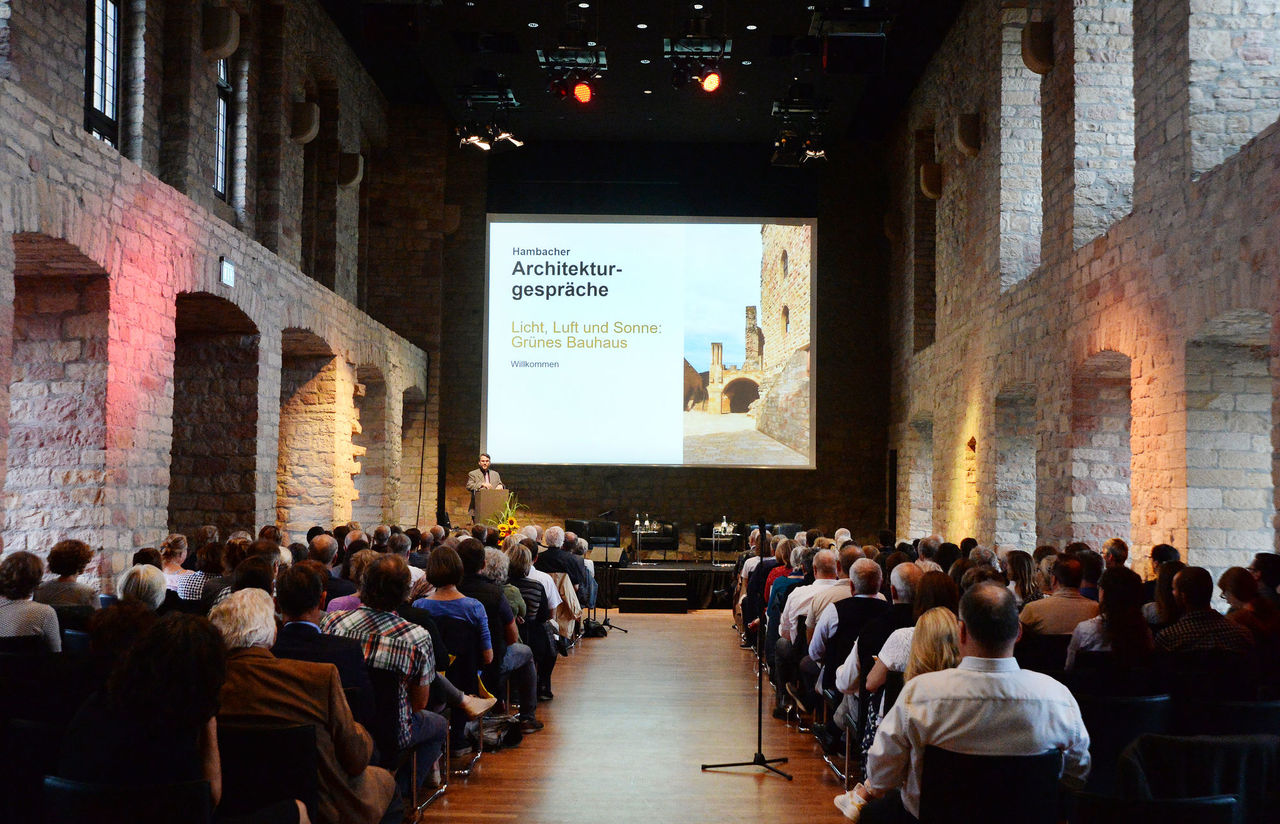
[1156,566,1254,654]
[323,554,447,790]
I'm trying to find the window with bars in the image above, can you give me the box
[214,59,232,198]
[84,0,120,146]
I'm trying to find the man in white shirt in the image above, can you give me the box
[834,582,1090,822]
[770,550,840,717]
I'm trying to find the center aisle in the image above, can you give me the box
[420,611,847,823]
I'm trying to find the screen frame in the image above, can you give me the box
[482,212,817,470]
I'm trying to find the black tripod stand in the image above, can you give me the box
[701,615,790,780]
[597,571,628,633]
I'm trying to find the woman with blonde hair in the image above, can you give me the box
[904,607,962,682]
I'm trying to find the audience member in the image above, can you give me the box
[1102,538,1129,570]
[1218,566,1280,646]
[571,537,598,608]
[1143,543,1181,601]
[1077,549,1104,601]
[1142,560,1186,630]
[1019,556,1099,635]
[914,535,943,573]
[1065,567,1152,669]
[508,544,557,702]
[810,559,889,696]
[326,549,380,612]
[1155,567,1253,654]
[34,540,99,608]
[834,583,1089,822]
[212,589,396,824]
[834,563,924,699]
[1249,553,1280,607]
[535,526,589,603]
[1003,550,1041,609]
[118,563,168,614]
[310,533,357,603]
[0,550,61,651]
[934,543,961,576]
[388,533,424,591]
[321,555,448,791]
[160,534,194,591]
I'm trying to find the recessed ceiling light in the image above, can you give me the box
[640,58,650,64]
[693,3,703,8]
[741,60,752,65]
[587,40,597,46]
[746,24,758,31]
[636,23,648,29]
[578,2,590,7]
[528,22,539,28]
[643,89,652,95]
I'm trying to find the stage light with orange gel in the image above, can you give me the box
[699,69,721,93]
[573,80,593,103]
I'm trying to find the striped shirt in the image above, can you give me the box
[321,606,434,747]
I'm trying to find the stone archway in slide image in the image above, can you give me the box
[722,377,760,413]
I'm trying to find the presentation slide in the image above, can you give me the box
[483,215,814,468]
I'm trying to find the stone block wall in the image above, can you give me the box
[0,0,427,579]
[885,0,1279,589]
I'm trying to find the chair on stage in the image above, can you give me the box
[565,519,591,540]
[772,523,803,539]
[639,521,679,561]
[586,520,622,562]
[695,523,743,563]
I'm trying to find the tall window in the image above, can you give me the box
[84,0,120,146]
[214,59,231,198]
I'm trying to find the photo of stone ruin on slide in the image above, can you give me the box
[682,223,812,467]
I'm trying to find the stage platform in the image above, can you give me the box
[594,562,735,611]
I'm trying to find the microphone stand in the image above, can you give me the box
[702,518,790,780]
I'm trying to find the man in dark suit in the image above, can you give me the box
[272,562,375,728]
[309,533,357,602]
[535,525,589,600]
[465,453,503,516]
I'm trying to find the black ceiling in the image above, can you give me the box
[319,1,965,146]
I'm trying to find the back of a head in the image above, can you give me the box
[805,528,821,547]
[346,549,380,591]
[1099,566,1144,613]
[545,525,565,548]
[456,537,486,575]
[1176,566,1214,610]
[1052,556,1085,589]
[344,530,366,549]
[915,570,961,617]
[959,582,1020,652]
[306,526,326,544]
[774,538,794,565]
[160,533,188,562]
[1077,549,1104,584]
[210,588,277,650]
[87,601,158,659]
[851,558,883,595]
[388,533,411,556]
[813,549,838,579]
[257,525,283,545]
[482,547,509,583]
[1032,545,1058,565]
[107,613,226,725]
[838,544,864,577]
[959,537,978,554]
[333,525,351,547]
[133,547,162,569]
[247,538,280,564]
[308,533,339,566]
[519,537,539,560]
[196,525,220,547]
[0,551,45,600]
[1219,567,1258,603]
[372,525,391,547]
[277,564,325,619]
[890,561,923,604]
[877,529,894,547]
[427,546,464,589]
[118,563,166,610]
[918,535,942,560]
[230,556,275,595]
[363,554,410,610]
[573,538,588,556]
[935,542,961,572]
[1254,553,1280,588]
[507,546,532,579]
[1102,537,1129,566]
[1151,543,1180,566]
[47,540,93,578]
[196,542,227,575]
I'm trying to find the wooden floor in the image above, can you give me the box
[420,611,848,824]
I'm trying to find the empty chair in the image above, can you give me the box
[918,746,1064,824]
[1077,693,1173,795]
[1015,633,1071,674]
[216,723,318,819]
[1173,699,1280,737]
[1158,649,1260,702]
[1071,791,1240,824]
[41,776,212,824]
[1119,733,1280,824]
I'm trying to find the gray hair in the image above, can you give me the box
[793,532,808,548]
[790,546,807,567]
[919,534,943,560]
[545,525,565,548]
[345,530,366,549]
[482,547,510,583]
[813,549,838,578]
[372,525,391,546]
[574,538,589,556]
[118,564,166,610]
[521,525,539,542]
[969,545,998,570]
[210,588,278,650]
[833,528,851,544]
[851,558,883,595]
[388,533,411,555]
[309,533,339,565]
[890,562,923,604]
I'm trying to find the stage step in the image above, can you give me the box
[617,567,688,613]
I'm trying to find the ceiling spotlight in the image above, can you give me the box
[640,58,651,64]
[636,23,648,29]
[572,79,593,103]
[528,22,539,28]
[493,127,524,148]
[457,122,491,151]
[549,77,569,99]
[771,128,800,167]
[746,24,757,31]
[578,2,590,6]
[698,67,721,93]
[802,136,827,163]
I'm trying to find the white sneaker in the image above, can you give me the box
[833,790,867,821]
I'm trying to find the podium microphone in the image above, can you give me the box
[597,509,615,519]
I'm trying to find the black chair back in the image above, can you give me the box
[0,635,49,656]
[1069,650,1161,696]
[1,717,64,823]
[1159,650,1260,702]
[41,776,212,824]
[216,723,319,819]
[60,628,91,654]
[1072,791,1241,824]
[52,605,94,632]
[918,746,1063,824]
[366,668,407,767]
[881,670,906,714]
[1077,693,1173,795]
[1119,734,1280,824]
[587,520,621,548]
[1173,699,1280,737]
[565,519,591,538]
[433,615,483,695]
[1015,633,1071,673]
[773,523,803,539]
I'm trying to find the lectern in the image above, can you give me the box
[474,488,511,525]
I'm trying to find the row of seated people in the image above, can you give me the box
[728,526,1280,822]
[0,518,600,823]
